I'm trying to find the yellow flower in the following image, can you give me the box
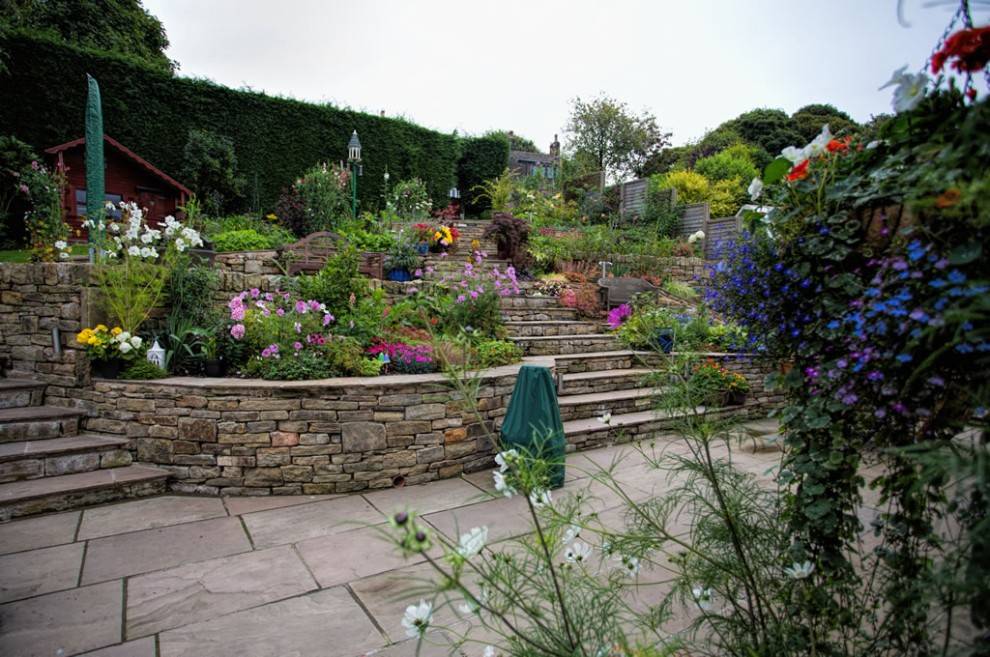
[87,336,99,345]
[95,324,108,332]
[111,327,122,336]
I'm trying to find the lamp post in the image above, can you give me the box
[347,130,362,218]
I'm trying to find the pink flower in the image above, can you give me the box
[230,324,245,339]
[456,294,466,303]
[250,288,260,298]
[230,306,245,321]
[469,290,479,299]
[293,341,303,351]
[414,269,423,278]
[276,308,285,317]
[295,301,307,314]
[323,313,334,326]
[308,300,320,311]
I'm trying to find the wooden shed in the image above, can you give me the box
[44,135,192,239]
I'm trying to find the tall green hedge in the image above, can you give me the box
[457,133,510,215]
[0,32,506,213]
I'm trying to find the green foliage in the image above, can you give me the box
[492,130,538,152]
[211,229,278,252]
[642,183,681,238]
[276,162,352,235]
[18,160,68,260]
[662,279,698,301]
[204,214,294,248]
[791,103,858,142]
[694,143,759,184]
[474,338,523,368]
[724,108,807,156]
[167,261,219,328]
[388,178,432,220]
[1,0,174,72]
[120,359,168,380]
[180,129,245,216]
[471,169,515,214]
[0,31,463,212]
[528,225,679,273]
[651,170,739,217]
[482,213,531,269]
[295,246,368,316]
[0,134,36,246]
[242,339,381,380]
[458,134,510,215]
[385,236,420,272]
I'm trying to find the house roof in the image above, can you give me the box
[509,149,557,167]
[45,135,192,196]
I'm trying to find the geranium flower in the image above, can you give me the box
[931,25,990,74]
[786,159,810,182]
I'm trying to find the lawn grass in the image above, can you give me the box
[0,245,90,262]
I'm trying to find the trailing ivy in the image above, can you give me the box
[0,31,503,214]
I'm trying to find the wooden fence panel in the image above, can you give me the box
[704,216,741,259]
[679,203,709,236]
[618,178,649,220]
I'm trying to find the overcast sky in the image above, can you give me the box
[143,0,980,149]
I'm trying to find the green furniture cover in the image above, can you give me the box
[499,365,566,488]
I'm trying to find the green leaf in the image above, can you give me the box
[948,241,982,265]
[763,157,791,184]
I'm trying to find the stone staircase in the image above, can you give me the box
[0,378,169,520]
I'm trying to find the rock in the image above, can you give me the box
[341,422,387,452]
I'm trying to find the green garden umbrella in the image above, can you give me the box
[85,73,105,252]
[500,365,566,488]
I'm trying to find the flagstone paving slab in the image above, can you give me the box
[82,516,251,584]
[296,526,426,588]
[222,493,336,516]
[126,544,318,639]
[0,510,79,555]
[158,587,382,657]
[78,495,228,540]
[0,580,122,657]
[79,637,156,657]
[0,541,84,603]
[423,495,531,544]
[364,477,486,516]
[242,495,384,548]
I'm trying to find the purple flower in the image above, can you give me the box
[309,300,321,311]
[841,392,859,405]
[414,269,423,278]
[230,324,245,340]
[293,341,303,351]
[230,306,245,321]
[276,308,285,317]
[607,304,633,329]
[456,294,466,303]
[250,288,260,298]
[469,290,479,300]
[323,313,334,326]
[295,301,307,314]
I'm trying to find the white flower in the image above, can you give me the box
[780,145,808,164]
[484,647,496,657]
[108,222,120,233]
[492,470,515,498]
[59,251,69,259]
[140,231,154,244]
[783,560,815,580]
[564,540,593,563]
[529,489,551,509]
[116,331,131,343]
[616,554,641,576]
[54,240,67,250]
[401,599,432,638]
[692,586,714,610]
[494,449,518,473]
[597,411,612,425]
[458,586,488,614]
[118,342,133,354]
[562,524,582,544]
[747,177,763,201]
[127,245,141,257]
[457,526,488,558]
[140,246,158,259]
[880,65,929,113]
[175,238,187,252]
[688,230,706,244]
[805,124,832,158]
[129,336,143,349]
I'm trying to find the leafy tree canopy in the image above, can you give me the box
[565,93,671,183]
[723,108,806,156]
[492,131,539,153]
[0,0,174,73]
[791,103,859,141]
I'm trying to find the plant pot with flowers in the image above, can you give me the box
[430,224,459,253]
[411,223,432,254]
[76,325,144,379]
[387,239,421,282]
[690,359,750,407]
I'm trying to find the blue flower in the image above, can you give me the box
[947,270,966,284]
[895,353,913,363]
[827,320,841,330]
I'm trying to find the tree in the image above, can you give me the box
[565,94,671,183]
[723,108,805,156]
[180,129,245,216]
[0,0,174,73]
[492,131,539,153]
[791,103,858,141]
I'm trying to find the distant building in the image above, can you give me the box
[508,133,561,181]
[44,135,192,239]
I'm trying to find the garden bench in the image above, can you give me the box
[280,231,385,279]
[597,277,660,308]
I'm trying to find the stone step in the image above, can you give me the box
[558,387,660,422]
[0,435,132,483]
[0,406,85,443]
[0,378,46,409]
[560,368,656,395]
[563,402,763,452]
[553,350,662,375]
[509,334,623,356]
[499,295,562,309]
[500,307,579,322]
[0,464,170,520]
[504,320,607,338]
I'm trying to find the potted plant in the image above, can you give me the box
[76,325,143,378]
[430,223,459,253]
[386,239,420,282]
[690,359,750,407]
[412,223,432,254]
[199,333,223,377]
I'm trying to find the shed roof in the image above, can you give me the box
[45,135,192,196]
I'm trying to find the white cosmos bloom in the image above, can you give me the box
[747,177,763,201]
[118,342,133,354]
[692,586,714,610]
[783,560,815,580]
[617,554,641,576]
[780,145,808,164]
[401,599,432,638]
[562,524,581,544]
[127,245,141,257]
[494,449,518,473]
[130,336,143,349]
[492,470,515,498]
[529,489,552,509]
[484,646,496,657]
[565,540,593,563]
[880,65,929,113]
[457,526,488,558]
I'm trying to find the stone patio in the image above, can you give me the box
[0,420,785,657]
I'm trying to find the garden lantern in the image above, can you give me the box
[347,130,362,218]
[449,187,462,219]
[147,339,166,369]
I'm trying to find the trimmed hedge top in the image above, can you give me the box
[0,31,507,214]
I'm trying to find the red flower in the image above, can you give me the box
[786,159,810,182]
[931,26,990,75]
[826,137,851,153]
